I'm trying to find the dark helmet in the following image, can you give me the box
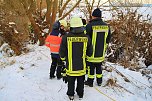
[52,20,67,30]
[92,8,102,18]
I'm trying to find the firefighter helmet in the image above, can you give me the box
[59,20,67,27]
[70,17,83,28]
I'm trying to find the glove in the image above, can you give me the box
[61,67,68,83]
[62,74,68,83]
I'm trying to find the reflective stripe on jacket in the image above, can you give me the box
[45,35,62,53]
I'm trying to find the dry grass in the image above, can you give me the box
[105,78,117,87]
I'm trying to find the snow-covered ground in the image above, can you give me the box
[0,45,152,101]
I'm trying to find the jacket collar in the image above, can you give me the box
[50,29,60,36]
[89,18,102,23]
[70,27,85,34]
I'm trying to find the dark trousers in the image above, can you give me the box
[87,62,102,84]
[67,75,85,97]
[50,56,62,78]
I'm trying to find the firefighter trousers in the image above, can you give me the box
[87,62,103,84]
[67,75,85,97]
[50,56,62,79]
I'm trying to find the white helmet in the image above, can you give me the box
[59,20,67,28]
[70,17,83,28]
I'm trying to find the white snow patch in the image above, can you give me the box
[148,65,152,70]
[43,29,49,33]
[9,22,15,25]
[0,45,152,101]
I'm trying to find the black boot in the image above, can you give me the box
[56,66,62,79]
[49,65,56,79]
[97,78,102,86]
[84,78,93,87]
[77,93,83,100]
[68,96,74,100]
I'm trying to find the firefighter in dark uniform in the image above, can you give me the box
[59,17,93,100]
[85,8,111,87]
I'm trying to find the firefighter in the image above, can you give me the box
[85,8,111,87]
[45,19,67,79]
[59,17,93,100]
[59,20,67,35]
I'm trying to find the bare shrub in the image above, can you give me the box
[0,0,29,55]
[107,8,152,68]
[105,78,117,87]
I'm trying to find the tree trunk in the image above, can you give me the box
[27,13,44,45]
[46,0,53,26]
[49,0,58,32]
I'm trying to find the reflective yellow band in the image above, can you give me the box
[67,40,72,71]
[87,56,105,62]
[61,57,65,61]
[83,41,87,70]
[87,66,94,79]
[92,26,108,30]
[67,37,88,42]
[84,30,86,34]
[66,70,86,76]
[66,73,85,76]
[92,30,97,57]
[45,42,50,44]
[88,75,94,79]
[96,74,103,78]
[50,44,60,47]
[62,73,66,76]
[63,68,66,71]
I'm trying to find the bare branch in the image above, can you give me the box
[59,0,71,17]
[59,0,81,20]
[85,0,92,19]
[99,0,109,7]
[91,0,95,10]
[97,0,101,8]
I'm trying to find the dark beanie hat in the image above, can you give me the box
[92,8,101,18]
[52,21,60,30]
